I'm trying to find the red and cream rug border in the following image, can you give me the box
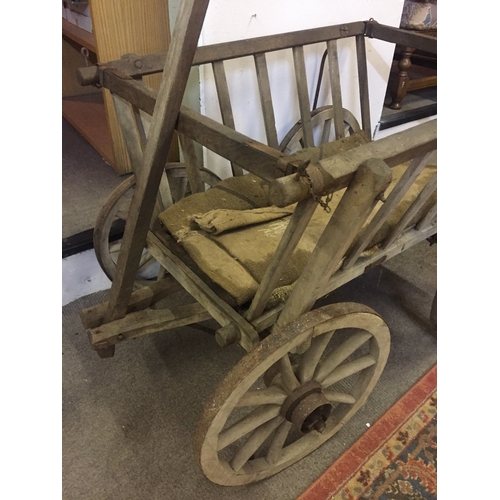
[297,364,437,500]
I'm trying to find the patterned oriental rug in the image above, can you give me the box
[297,364,437,500]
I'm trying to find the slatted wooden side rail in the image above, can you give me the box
[77,22,367,85]
[76,20,438,183]
[342,151,435,269]
[203,30,374,155]
[79,20,378,157]
[381,171,437,249]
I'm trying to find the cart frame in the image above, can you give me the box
[79,8,436,355]
[77,0,437,485]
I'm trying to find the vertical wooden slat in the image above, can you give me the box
[292,46,314,148]
[111,94,145,172]
[104,0,210,324]
[133,107,148,149]
[382,172,437,249]
[212,60,244,176]
[178,133,205,194]
[342,152,433,269]
[254,53,279,149]
[111,93,173,219]
[326,39,345,140]
[355,35,371,135]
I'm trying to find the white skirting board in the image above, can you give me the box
[373,115,437,141]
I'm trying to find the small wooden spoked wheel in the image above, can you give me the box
[279,106,361,154]
[93,166,221,282]
[195,302,390,486]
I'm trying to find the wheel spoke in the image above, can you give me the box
[230,416,283,472]
[296,331,335,384]
[323,390,356,405]
[320,354,376,388]
[217,405,281,451]
[314,330,372,384]
[266,420,293,465]
[236,386,287,407]
[279,355,300,392]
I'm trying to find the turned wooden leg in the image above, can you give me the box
[390,46,415,110]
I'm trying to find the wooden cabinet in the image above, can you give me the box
[62,0,177,174]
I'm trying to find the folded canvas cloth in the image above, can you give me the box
[191,206,295,235]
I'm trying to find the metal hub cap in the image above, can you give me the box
[281,381,332,434]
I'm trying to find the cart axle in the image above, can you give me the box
[281,381,332,434]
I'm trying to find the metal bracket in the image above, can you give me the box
[364,18,378,38]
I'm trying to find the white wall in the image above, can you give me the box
[198,0,405,179]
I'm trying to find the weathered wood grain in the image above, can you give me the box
[268,119,437,207]
[104,0,210,323]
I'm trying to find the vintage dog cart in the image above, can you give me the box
[77,0,437,486]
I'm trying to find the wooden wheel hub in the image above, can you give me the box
[281,381,332,434]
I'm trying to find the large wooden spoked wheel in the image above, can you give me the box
[279,106,361,154]
[93,166,221,282]
[195,302,390,486]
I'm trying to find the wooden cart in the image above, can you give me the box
[78,0,437,486]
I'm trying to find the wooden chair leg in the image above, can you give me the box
[389,46,415,110]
